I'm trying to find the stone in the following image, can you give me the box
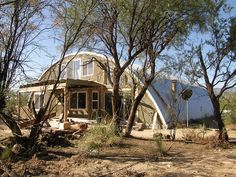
[12,144,23,154]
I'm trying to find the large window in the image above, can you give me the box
[92,91,99,109]
[70,92,87,109]
[34,93,44,111]
[73,60,81,79]
[82,60,93,76]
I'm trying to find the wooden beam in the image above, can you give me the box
[64,88,68,122]
[87,89,92,119]
[19,83,66,93]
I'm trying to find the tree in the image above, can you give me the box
[124,0,219,136]
[177,7,236,141]
[89,0,160,131]
[0,0,97,154]
[26,0,98,149]
[83,0,216,133]
[0,0,47,136]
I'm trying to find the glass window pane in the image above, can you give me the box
[78,92,86,109]
[67,62,73,79]
[92,92,98,100]
[92,101,98,109]
[70,92,77,109]
[87,62,93,75]
[73,60,80,79]
[83,62,87,76]
[82,61,93,76]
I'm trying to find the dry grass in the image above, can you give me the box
[77,125,121,154]
[182,128,231,149]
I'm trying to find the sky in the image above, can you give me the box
[24,0,236,85]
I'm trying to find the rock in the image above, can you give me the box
[12,144,24,154]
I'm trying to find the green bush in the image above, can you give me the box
[78,125,121,154]
[0,146,12,160]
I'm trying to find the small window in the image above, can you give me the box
[82,60,93,76]
[34,93,44,110]
[92,91,99,109]
[70,92,87,109]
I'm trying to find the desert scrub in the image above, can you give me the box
[153,134,171,156]
[182,128,206,143]
[78,125,121,154]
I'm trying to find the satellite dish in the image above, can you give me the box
[181,89,192,100]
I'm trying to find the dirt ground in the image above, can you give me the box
[1,125,236,177]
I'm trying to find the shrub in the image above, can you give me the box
[207,137,230,149]
[182,128,230,149]
[78,125,121,154]
[0,146,12,160]
[153,136,164,155]
[182,127,206,143]
[206,130,231,149]
[153,135,172,156]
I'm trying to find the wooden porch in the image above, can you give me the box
[18,79,108,127]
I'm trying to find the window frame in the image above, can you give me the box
[82,60,94,76]
[69,91,87,110]
[92,91,99,110]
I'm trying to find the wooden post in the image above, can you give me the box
[64,88,68,122]
[99,86,104,118]
[87,89,92,119]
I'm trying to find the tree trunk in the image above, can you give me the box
[29,109,45,142]
[0,112,22,136]
[111,80,121,133]
[211,97,229,141]
[124,83,149,136]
